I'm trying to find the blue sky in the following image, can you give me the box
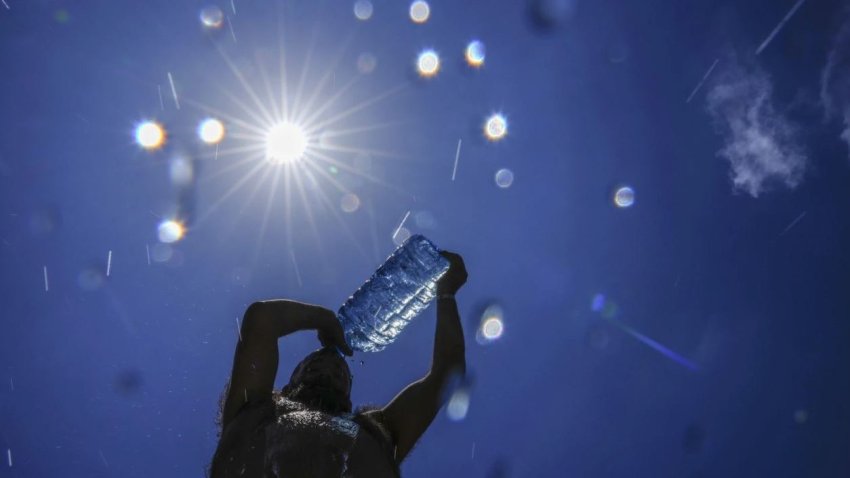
[1,0,849,476]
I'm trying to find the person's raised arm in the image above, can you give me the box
[220,299,352,431]
[380,251,468,464]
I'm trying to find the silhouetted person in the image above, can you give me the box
[209,251,468,477]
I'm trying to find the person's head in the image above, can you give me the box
[280,347,353,415]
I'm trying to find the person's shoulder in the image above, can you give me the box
[354,406,393,444]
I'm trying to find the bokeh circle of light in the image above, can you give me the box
[465,40,486,68]
[353,0,373,20]
[476,303,505,345]
[198,118,225,144]
[135,121,165,150]
[484,114,508,141]
[266,122,308,163]
[481,317,504,340]
[169,156,194,186]
[199,6,224,29]
[446,389,470,421]
[417,50,440,77]
[495,168,514,188]
[340,193,361,213]
[357,52,377,74]
[614,186,635,208]
[158,220,185,243]
[409,1,431,23]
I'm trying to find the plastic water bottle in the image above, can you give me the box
[338,234,451,352]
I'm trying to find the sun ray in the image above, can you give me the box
[309,149,413,198]
[308,83,407,132]
[195,152,262,184]
[251,160,286,266]
[291,26,320,120]
[316,143,404,160]
[275,9,291,123]
[300,73,362,128]
[194,160,269,226]
[181,94,270,138]
[309,120,411,140]
[292,164,329,263]
[295,29,359,125]
[300,160,371,263]
[214,44,277,127]
[254,49,282,123]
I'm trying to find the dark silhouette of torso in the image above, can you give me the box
[212,396,399,478]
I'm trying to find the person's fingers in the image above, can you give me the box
[331,321,354,356]
[318,319,354,356]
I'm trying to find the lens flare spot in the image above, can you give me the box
[151,243,174,263]
[392,227,412,246]
[417,49,440,77]
[476,304,505,345]
[169,156,194,186]
[353,0,373,20]
[198,118,225,144]
[614,186,635,208]
[591,293,605,312]
[409,1,430,23]
[465,40,486,68]
[495,168,514,188]
[446,389,470,421]
[158,220,185,244]
[266,122,308,163]
[77,267,105,291]
[357,52,377,74]
[484,114,508,141]
[482,317,504,340]
[341,193,361,213]
[199,6,224,29]
[135,121,165,150]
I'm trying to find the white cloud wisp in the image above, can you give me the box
[706,63,806,198]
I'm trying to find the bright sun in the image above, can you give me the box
[266,122,308,163]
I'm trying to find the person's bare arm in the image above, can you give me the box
[220,300,352,431]
[380,251,468,464]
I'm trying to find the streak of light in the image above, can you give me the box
[603,316,699,371]
[230,0,236,15]
[244,388,248,402]
[9,377,13,391]
[686,58,719,103]
[157,85,164,110]
[7,448,11,467]
[290,249,303,287]
[779,211,807,236]
[471,442,476,460]
[392,211,411,240]
[146,244,151,265]
[756,0,807,55]
[236,316,242,342]
[452,139,462,181]
[227,16,237,43]
[1,0,9,10]
[167,72,180,109]
[98,450,109,467]
[43,265,49,292]
[106,250,112,277]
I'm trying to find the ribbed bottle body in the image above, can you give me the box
[338,235,450,352]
